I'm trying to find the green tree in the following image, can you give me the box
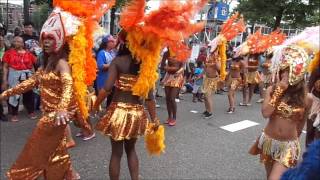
[235,0,320,29]
[31,3,50,31]
[110,0,131,35]
[110,0,150,34]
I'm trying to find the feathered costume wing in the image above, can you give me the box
[119,0,207,98]
[48,0,115,119]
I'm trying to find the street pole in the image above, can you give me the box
[23,0,30,23]
[6,0,9,29]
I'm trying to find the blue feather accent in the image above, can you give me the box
[281,140,320,180]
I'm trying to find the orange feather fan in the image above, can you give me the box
[120,0,207,98]
[220,12,246,41]
[267,28,287,47]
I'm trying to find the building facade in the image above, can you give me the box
[0,3,23,31]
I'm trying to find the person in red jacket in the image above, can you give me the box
[2,36,36,122]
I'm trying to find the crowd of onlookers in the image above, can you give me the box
[0,22,40,122]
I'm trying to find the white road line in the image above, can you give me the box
[220,120,259,132]
[190,110,198,114]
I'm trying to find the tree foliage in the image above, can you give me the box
[235,0,320,29]
[31,3,50,31]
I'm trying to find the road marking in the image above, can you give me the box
[220,120,259,132]
[190,110,198,114]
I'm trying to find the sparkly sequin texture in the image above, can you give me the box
[249,132,300,168]
[2,71,78,180]
[96,102,149,141]
[202,76,218,94]
[116,74,138,92]
[162,72,184,88]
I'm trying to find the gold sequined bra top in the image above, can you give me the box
[248,59,259,66]
[116,74,138,92]
[230,64,240,71]
[273,101,305,119]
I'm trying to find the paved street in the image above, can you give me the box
[0,92,307,180]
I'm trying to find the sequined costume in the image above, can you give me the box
[227,63,243,90]
[95,74,149,141]
[162,71,184,88]
[261,62,272,85]
[201,76,218,94]
[229,77,243,91]
[2,70,89,180]
[249,132,300,168]
[247,59,261,84]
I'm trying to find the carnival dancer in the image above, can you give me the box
[201,49,219,117]
[0,0,115,179]
[249,45,312,180]
[236,29,286,106]
[279,26,320,147]
[161,48,184,126]
[93,0,206,179]
[207,13,246,116]
[227,56,247,113]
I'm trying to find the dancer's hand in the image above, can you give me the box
[1,81,8,91]
[0,94,6,101]
[55,110,70,126]
[152,118,160,131]
[278,70,289,90]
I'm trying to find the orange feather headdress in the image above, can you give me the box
[237,28,286,56]
[208,13,246,80]
[40,0,115,120]
[120,0,207,98]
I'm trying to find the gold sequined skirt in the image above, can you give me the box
[249,132,300,168]
[247,71,261,84]
[228,77,242,90]
[261,73,272,84]
[202,76,218,94]
[95,102,149,141]
[162,72,184,88]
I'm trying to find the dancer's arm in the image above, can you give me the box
[261,76,288,118]
[55,59,73,126]
[93,61,118,112]
[145,90,160,127]
[1,69,40,99]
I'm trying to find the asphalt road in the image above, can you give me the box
[0,91,307,180]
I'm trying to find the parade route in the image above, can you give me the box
[0,92,307,179]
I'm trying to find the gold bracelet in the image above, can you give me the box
[268,86,285,108]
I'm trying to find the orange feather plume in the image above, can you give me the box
[53,0,115,86]
[247,28,269,54]
[267,28,286,47]
[220,12,246,41]
[119,0,206,98]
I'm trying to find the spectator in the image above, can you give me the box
[192,61,204,102]
[14,27,22,36]
[2,36,37,122]
[21,22,41,55]
[0,35,8,121]
[96,35,117,106]
[196,47,207,63]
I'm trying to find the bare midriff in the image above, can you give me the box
[264,107,305,141]
[229,61,241,78]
